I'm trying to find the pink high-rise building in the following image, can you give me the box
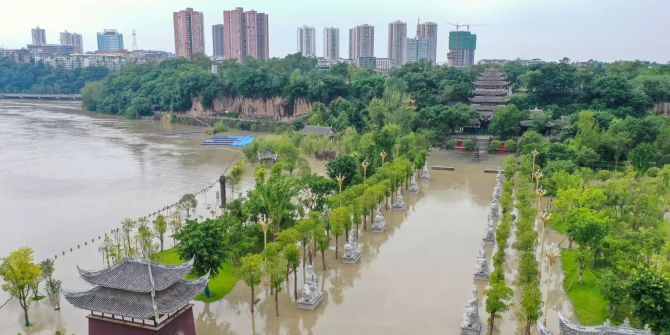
[173,7,205,59]
[223,7,268,62]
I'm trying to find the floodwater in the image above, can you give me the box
[0,100,535,335]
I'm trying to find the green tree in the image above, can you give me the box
[264,242,287,316]
[240,254,263,314]
[627,267,670,332]
[178,193,198,219]
[488,104,529,138]
[629,143,659,173]
[168,211,182,244]
[284,244,301,301]
[326,155,358,188]
[0,247,41,326]
[120,218,136,256]
[314,224,330,270]
[330,207,349,259]
[520,284,542,335]
[485,280,513,335]
[228,160,245,197]
[153,215,167,252]
[174,219,225,297]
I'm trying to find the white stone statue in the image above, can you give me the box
[298,265,323,309]
[392,187,405,210]
[421,163,430,180]
[409,175,419,193]
[372,206,386,232]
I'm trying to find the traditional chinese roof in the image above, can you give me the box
[64,275,208,320]
[472,104,506,112]
[301,125,336,137]
[474,88,508,96]
[474,80,510,87]
[469,96,511,104]
[77,258,194,293]
[558,311,651,335]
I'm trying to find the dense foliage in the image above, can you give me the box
[0,57,108,94]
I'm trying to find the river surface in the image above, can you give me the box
[0,101,517,334]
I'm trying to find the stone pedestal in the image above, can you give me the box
[371,207,386,233]
[391,187,405,211]
[341,229,362,263]
[482,224,495,245]
[409,175,419,193]
[297,265,323,310]
[473,246,490,281]
[420,164,430,180]
[460,289,482,335]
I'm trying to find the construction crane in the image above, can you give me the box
[447,22,491,31]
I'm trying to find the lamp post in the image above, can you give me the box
[336,174,346,193]
[258,215,271,249]
[536,187,546,212]
[538,211,551,280]
[394,143,401,158]
[533,170,543,191]
[531,149,539,180]
[543,243,561,326]
[380,151,387,166]
[361,160,370,184]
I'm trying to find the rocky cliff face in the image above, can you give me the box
[190,96,312,120]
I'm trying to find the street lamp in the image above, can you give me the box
[533,170,544,190]
[531,149,539,180]
[258,215,272,249]
[361,160,370,184]
[394,143,401,158]
[543,243,561,326]
[380,151,387,166]
[536,188,546,212]
[336,174,346,193]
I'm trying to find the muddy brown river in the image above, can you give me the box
[0,100,577,335]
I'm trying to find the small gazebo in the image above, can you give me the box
[64,258,207,335]
[257,151,279,165]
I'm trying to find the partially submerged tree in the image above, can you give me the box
[153,215,167,252]
[0,247,41,326]
[240,254,263,314]
[174,219,226,297]
[178,193,198,219]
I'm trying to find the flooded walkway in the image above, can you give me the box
[0,101,507,335]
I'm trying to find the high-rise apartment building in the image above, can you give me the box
[223,7,269,62]
[297,26,316,57]
[416,21,438,63]
[173,7,205,59]
[388,20,407,66]
[323,27,339,61]
[60,31,83,53]
[405,37,430,64]
[349,24,374,60]
[212,24,225,59]
[97,29,124,52]
[447,31,476,67]
[31,27,46,46]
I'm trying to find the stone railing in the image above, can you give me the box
[539,312,652,335]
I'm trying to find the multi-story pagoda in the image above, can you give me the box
[64,258,207,335]
[470,68,510,126]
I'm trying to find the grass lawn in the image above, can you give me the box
[550,219,567,234]
[560,249,608,325]
[151,248,238,302]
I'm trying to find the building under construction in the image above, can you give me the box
[447,31,476,68]
[469,68,510,126]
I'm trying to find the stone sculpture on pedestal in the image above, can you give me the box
[460,288,482,335]
[392,187,405,210]
[482,223,495,245]
[409,175,420,193]
[371,206,386,233]
[298,265,324,309]
[420,163,430,180]
[473,245,490,281]
[341,229,361,263]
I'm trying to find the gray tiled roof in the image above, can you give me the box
[64,275,208,319]
[78,258,193,293]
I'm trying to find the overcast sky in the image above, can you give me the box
[0,0,668,64]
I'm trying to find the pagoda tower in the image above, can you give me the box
[470,68,510,127]
[65,258,207,335]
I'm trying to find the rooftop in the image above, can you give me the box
[301,125,336,137]
[78,258,194,293]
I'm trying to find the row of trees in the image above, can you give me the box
[485,157,515,334]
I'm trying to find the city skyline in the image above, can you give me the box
[1,0,669,63]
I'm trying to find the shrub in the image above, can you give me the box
[463,139,475,151]
[489,140,502,153]
[446,138,456,149]
[647,167,661,177]
[211,121,228,134]
[505,139,518,153]
[596,170,612,181]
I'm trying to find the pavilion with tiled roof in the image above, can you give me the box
[65,258,207,335]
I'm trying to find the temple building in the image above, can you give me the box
[64,258,207,335]
[470,68,510,127]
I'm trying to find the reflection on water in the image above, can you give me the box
[0,100,511,334]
